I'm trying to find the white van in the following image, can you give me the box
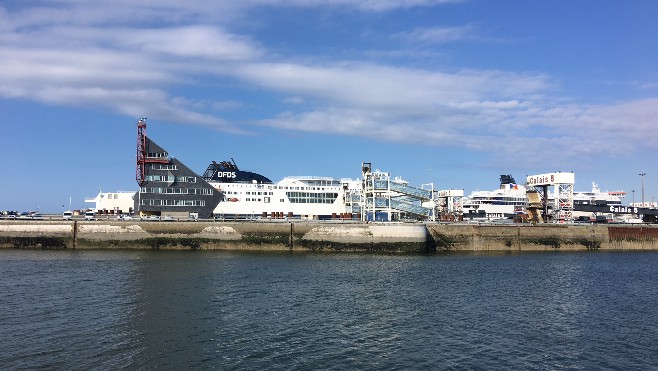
[84,211,96,220]
[62,211,73,220]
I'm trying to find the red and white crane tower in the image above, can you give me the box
[136,118,168,186]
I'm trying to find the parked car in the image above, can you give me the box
[63,211,73,220]
[2,212,18,220]
[84,211,96,220]
[117,214,133,220]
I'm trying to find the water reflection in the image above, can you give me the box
[3,250,658,369]
[0,250,142,369]
[131,251,226,369]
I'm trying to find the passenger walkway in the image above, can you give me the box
[368,198,432,217]
[390,199,432,217]
[390,182,432,200]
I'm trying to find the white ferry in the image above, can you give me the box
[572,182,625,222]
[202,160,362,220]
[462,175,528,220]
[573,182,625,206]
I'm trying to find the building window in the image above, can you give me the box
[151,164,178,170]
[285,192,338,204]
[140,199,205,207]
[146,152,168,159]
[145,175,174,182]
[174,176,196,183]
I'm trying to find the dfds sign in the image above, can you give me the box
[526,172,574,186]
[217,171,236,178]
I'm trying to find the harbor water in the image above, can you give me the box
[2,249,658,369]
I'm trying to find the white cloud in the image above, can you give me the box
[283,96,306,104]
[119,26,263,61]
[251,0,464,11]
[236,62,551,110]
[255,95,658,168]
[396,25,478,44]
[1,0,657,167]
[0,4,261,128]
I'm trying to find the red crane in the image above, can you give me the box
[136,118,169,186]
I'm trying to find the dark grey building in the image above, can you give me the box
[135,136,222,219]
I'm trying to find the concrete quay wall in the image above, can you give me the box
[1,221,657,252]
[427,224,658,251]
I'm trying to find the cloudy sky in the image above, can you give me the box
[1,0,657,212]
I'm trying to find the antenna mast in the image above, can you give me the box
[136,118,148,186]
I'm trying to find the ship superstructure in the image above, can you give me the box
[573,182,625,206]
[205,165,361,220]
[571,182,626,222]
[203,159,273,185]
[462,175,528,220]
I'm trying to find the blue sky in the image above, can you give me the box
[1,0,657,213]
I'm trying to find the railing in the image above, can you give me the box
[393,195,418,204]
[373,180,389,190]
[390,199,432,216]
[365,198,390,208]
[390,182,432,200]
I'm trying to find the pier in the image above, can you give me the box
[1,221,657,252]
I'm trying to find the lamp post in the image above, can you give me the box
[632,190,635,206]
[639,173,646,206]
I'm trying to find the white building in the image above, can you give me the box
[85,191,136,215]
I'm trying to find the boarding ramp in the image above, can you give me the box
[393,195,419,204]
[389,182,432,200]
[361,163,436,221]
[368,197,432,217]
[390,199,432,217]
[372,180,432,200]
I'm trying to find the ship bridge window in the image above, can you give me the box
[286,192,338,204]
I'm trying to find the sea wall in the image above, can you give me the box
[427,224,658,251]
[1,221,657,252]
